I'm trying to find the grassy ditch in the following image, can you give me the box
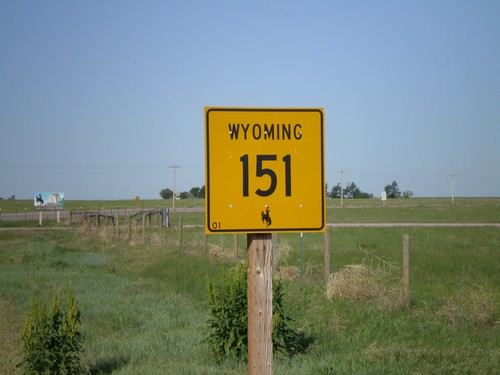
[0,221,498,373]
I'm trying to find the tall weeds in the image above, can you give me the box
[18,289,87,374]
[205,261,307,364]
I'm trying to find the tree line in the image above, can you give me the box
[159,181,413,200]
[328,180,413,199]
[160,186,205,200]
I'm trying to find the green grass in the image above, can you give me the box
[0,198,205,214]
[327,203,500,223]
[0,199,499,374]
[159,197,500,228]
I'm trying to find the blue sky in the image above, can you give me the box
[1,0,499,200]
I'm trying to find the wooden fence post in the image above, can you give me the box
[159,211,163,243]
[402,234,410,308]
[324,226,331,286]
[116,213,120,239]
[247,233,273,375]
[128,216,132,241]
[134,217,138,240]
[142,214,146,244]
[179,216,184,248]
[205,232,208,255]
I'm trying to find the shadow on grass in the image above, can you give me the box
[89,356,128,375]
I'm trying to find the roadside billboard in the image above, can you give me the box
[34,192,64,210]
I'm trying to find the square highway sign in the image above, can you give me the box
[205,107,325,233]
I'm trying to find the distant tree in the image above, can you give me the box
[354,190,374,199]
[330,182,372,199]
[343,182,357,199]
[179,191,189,199]
[190,187,201,198]
[160,188,173,200]
[384,181,401,198]
[344,182,373,199]
[402,190,414,199]
[330,183,342,199]
[198,185,205,199]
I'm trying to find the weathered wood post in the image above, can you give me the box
[402,234,410,308]
[159,211,163,243]
[247,233,273,375]
[116,213,120,239]
[128,216,132,241]
[142,214,146,243]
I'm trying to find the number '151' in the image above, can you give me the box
[240,154,291,197]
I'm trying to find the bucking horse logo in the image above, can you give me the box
[36,193,44,205]
[261,207,272,227]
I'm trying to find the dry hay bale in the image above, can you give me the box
[326,264,387,301]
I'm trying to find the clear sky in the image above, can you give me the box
[1,0,499,200]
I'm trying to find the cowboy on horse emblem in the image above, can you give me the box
[261,206,272,227]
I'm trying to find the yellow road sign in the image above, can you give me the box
[205,107,325,233]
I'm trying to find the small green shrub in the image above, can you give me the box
[18,289,87,374]
[205,261,306,364]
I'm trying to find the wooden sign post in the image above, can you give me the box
[247,233,273,375]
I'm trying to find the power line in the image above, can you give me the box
[338,169,347,208]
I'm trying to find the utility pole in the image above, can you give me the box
[169,164,180,211]
[339,169,346,208]
[449,173,456,204]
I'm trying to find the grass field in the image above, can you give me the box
[2,197,500,213]
[0,198,498,374]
